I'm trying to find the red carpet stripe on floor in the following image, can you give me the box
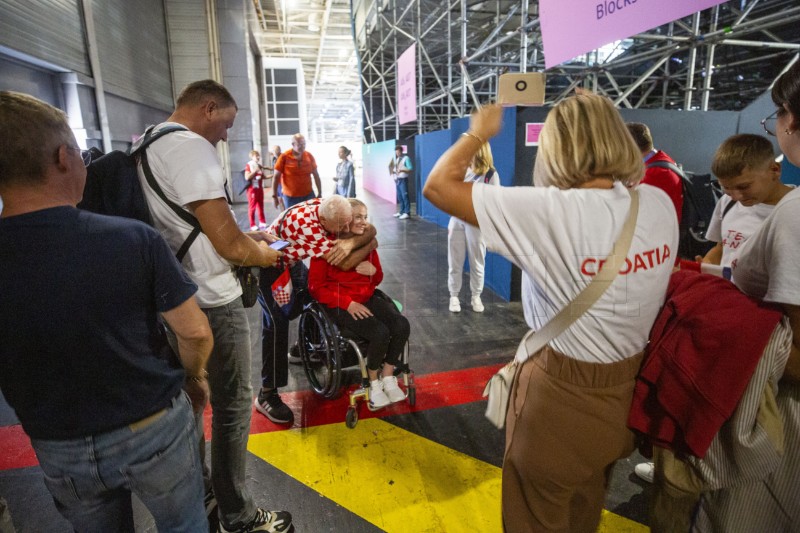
[0,363,503,471]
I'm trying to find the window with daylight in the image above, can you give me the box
[265,67,302,136]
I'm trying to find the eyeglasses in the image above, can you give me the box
[761,108,780,137]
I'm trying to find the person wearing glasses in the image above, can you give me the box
[695,61,800,532]
[0,91,214,530]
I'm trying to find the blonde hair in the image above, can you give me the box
[249,150,260,158]
[471,142,495,176]
[712,134,776,180]
[534,94,644,189]
[0,91,75,186]
[348,198,366,210]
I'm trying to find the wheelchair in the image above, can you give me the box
[296,298,416,429]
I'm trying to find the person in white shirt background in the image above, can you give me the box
[447,141,500,313]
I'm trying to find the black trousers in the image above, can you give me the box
[324,290,410,371]
[258,262,308,389]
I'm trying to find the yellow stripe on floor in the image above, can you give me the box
[248,418,648,533]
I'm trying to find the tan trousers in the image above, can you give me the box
[503,346,644,533]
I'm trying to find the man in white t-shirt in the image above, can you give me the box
[136,80,292,533]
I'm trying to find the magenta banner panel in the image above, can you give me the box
[362,140,398,204]
[540,0,726,68]
[397,44,417,125]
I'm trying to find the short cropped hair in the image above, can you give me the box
[176,80,237,110]
[712,134,776,180]
[535,94,644,189]
[626,123,654,153]
[472,142,495,176]
[250,150,260,158]
[0,91,74,187]
[319,195,352,221]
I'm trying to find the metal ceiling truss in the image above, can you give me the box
[355,0,800,143]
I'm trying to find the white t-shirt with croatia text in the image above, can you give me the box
[473,181,678,363]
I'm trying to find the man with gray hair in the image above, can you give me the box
[256,195,377,424]
[136,79,293,533]
[0,91,212,530]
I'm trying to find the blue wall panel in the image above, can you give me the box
[415,128,453,228]
[415,107,517,301]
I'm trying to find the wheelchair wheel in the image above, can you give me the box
[345,406,358,429]
[408,386,416,406]
[298,307,342,399]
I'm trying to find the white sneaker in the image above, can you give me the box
[382,375,405,403]
[634,462,654,483]
[449,297,461,313]
[398,213,409,220]
[471,295,484,313]
[250,225,258,231]
[369,379,391,408]
[393,212,401,217]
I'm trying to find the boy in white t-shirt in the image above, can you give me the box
[635,133,793,485]
[702,134,793,270]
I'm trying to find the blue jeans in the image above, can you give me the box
[395,178,410,215]
[283,192,315,209]
[200,299,258,529]
[31,393,206,532]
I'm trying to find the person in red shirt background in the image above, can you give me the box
[627,122,684,222]
[307,199,410,408]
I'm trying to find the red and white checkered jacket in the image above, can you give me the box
[267,199,335,267]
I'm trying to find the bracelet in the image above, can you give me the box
[186,369,209,383]
[461,131,486,145]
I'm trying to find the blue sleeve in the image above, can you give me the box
[149,230,198,312]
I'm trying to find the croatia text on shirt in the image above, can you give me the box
[580,244,672,276]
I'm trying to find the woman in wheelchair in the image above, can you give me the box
[307,199,410,408]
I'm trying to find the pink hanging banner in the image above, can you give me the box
[539,0,726,69]
[397,44,417,125]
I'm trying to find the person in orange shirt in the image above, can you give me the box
[271,134,322,208]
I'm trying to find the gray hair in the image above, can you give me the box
[319,195,352,221]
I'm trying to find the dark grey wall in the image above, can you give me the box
[0,56,62,107]
[0,0,174,153]
[619,108,740,174]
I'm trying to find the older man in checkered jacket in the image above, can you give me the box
[255,195,377,424]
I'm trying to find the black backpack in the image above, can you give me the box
[78,125,188,226]
[646,161,722,260]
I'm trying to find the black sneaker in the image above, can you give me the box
[220,508,294,533]
[287,342,302,365]
[205,487,220,533]
[254,390,294,424]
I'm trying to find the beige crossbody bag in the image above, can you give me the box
[483,188,640,429]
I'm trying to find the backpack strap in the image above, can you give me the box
[646,160,687,181]
[136,125,203,263]
[721,198,738,220]
[483,168,495,184]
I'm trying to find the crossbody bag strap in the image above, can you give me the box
[516,188,640,362]
[138,133,202,263]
